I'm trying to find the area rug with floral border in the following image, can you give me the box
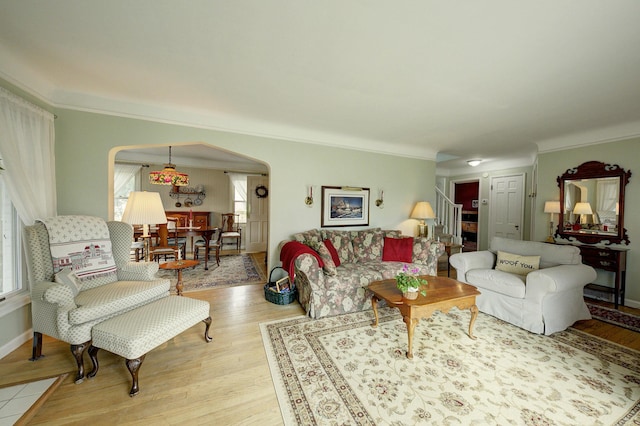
[156,253,266,293]
[587,303,640,333]
[260,308,640,425]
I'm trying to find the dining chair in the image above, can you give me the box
[149,218,184,261]
[220,213,241,251]
[194,228,222,266]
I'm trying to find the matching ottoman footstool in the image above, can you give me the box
[87,296,212,396]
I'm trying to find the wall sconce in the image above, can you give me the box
[305,186,313,206]
[375,190,384,208]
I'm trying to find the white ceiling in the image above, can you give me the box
[2,1,640,174]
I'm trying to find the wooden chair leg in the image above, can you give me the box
[71,341,90,384]
[29,332,43,361]
[126,355,146,397]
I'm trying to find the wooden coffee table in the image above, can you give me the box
[369,276,480,359]
[159,259,199,296]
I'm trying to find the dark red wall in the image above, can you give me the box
[455,182,479,211]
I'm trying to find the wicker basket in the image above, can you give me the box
[264,266,296,305]
[264,284,297,305]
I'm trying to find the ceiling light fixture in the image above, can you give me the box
[467,159,482,167]
[148,146,189,186]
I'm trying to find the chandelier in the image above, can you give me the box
[148,146,189,186]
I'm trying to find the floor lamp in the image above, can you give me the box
[544,201,560,243]
[121,191,167,261]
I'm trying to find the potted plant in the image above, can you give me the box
[395,264,428,300]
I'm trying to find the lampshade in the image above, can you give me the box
[122,191,167,228]
[544,201,561,214]
[149,146,189,186]
[410,201,436,220]
[573,202,593,215]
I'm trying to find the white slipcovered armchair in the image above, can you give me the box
[24,216,170,383]
[450,237,597,335]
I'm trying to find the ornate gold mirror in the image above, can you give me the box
[557,161,631,245]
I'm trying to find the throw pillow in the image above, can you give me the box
[495,251,540,276]
[306,240,337,276]
[54,267,81,296]
[323,239,341,267]
[322,230,355,264]
[351,228,384,263]
[382,237,414,263]
[292,229,323,246]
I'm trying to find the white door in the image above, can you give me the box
[246,175,269,252]
[489,174,525,240]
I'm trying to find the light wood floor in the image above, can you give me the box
[1,257,638,425]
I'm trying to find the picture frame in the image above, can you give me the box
[321,186,370,227]
[275,276,290,292]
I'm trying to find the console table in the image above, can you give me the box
[573,244,628,308]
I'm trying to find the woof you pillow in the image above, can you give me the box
[495,251,540,276]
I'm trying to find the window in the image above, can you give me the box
[0,178,22,298]
[228,173,247,223]
[114,163,141,221]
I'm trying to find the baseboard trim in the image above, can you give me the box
[0,329,31,360]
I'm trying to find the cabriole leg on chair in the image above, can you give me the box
[29,332,43,361]
[71,341,90,384]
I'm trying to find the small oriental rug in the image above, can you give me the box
[156,253,266,293]
[261,308,640,425]
[587,303,640,333]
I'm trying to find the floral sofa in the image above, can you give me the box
[282,228,445,319]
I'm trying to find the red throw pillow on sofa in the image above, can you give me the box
[382,237,414,263]
[323,239,341,267]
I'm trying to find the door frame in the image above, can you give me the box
[449,178,481,250]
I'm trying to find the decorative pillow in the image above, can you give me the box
[382,237,414,263]
[54,267,81,296]
[323,239,341,267]
[351,228,384,263]
[292,229,323,246]
[322,230,355,264]
[412,237,436,264]
[383,230,402,239]
[306,240,337,276]
[495,251,540,276]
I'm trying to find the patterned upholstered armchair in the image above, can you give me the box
[24,216,170,383]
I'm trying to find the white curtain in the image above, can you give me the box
[596,179,617,212]
[0,88,56,224]
[114,163,141,196]
[227,172,247,204]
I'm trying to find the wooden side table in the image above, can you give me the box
[159,259,199,296]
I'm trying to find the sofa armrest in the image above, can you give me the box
[525,264,597,302]
[449,251,496,282]
[294,253,325,290]
[118,261,160,281]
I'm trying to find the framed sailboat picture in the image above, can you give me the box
[321,186,370,227]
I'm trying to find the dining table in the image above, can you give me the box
[134,226,220,270]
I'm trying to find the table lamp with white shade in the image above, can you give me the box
[573,202,593,228]
[121,191,167,261]
[543,201,561,242]
[410,201,436,238]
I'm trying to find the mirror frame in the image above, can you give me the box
[557,161,631,245]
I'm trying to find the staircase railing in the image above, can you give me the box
[435,187,463,244]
